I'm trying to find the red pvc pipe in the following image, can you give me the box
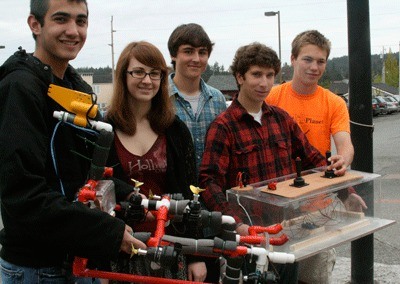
[73,257,209,284]
[213,246,248,258]
[147,205,168,247]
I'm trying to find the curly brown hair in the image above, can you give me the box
[230,42,281,88]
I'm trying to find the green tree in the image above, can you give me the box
[213,62,221,73]
[201,61,230,81]
[280,63,293,82]
[202,64,213,82]
[373,50,399,88]
[385,49,399,88]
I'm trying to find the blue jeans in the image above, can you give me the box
[0,258,100,284]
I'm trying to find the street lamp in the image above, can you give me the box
[0,45,5,49]
[264,11,282,83]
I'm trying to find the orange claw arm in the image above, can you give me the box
[244,224,288,246]
[239,235,265,244]
[269,234,289,246]
[240,233,289,246]
[248,224,283,235]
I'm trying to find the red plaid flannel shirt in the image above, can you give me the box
[199,99,325,223]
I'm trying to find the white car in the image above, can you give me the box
[392,95,400,103]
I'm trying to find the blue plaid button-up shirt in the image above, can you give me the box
[169,73,227,174]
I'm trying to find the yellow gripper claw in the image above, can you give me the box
[190,185,206,195]
[131,178,144,188]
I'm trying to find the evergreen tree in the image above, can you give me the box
[201,61,230,82]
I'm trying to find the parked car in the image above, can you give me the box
[374,96,389,114]
[371,98,381,116]
[380,96,398,114]
[385,96,400,112]
[391,94,400,103]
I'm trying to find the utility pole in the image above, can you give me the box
[398,42,400,95]
[109,16,116,85]
[381,46,386,83]
[347,1,374,282]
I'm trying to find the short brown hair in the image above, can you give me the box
[30,0,88,39]
[30,0,88,25]
[291,30,331,59]
[106,41,174,135]
[167,23,214,69]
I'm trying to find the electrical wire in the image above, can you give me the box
[85,92,98,128]
[50,120,99,196]
[50,121,65,196]
[236,194,254,226]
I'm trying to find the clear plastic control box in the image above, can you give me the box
[226,168,395,260]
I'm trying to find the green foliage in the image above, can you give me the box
[281,63,293,82]
[373,50,399,88]
[373,74,383,84]
[76,66,113,84]
[385,50,399,88]
[201,62,230,82]
[76,66,112,75]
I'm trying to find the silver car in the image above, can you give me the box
[383,96,399,113]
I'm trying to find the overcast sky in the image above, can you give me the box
[0,0,399,70]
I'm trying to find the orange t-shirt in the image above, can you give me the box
[266,81,350,155]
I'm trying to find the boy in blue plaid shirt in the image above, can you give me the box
[168,23,226,175]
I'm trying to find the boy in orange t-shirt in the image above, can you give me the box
[266,30,366,284]
[267,81,349,157]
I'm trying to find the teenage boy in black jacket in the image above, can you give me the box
[0,0,145,282]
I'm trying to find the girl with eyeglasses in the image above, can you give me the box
[105,41,207,282]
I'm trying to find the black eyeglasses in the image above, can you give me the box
[126,69,163,80]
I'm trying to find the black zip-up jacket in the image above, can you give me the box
[0,48,126,267]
